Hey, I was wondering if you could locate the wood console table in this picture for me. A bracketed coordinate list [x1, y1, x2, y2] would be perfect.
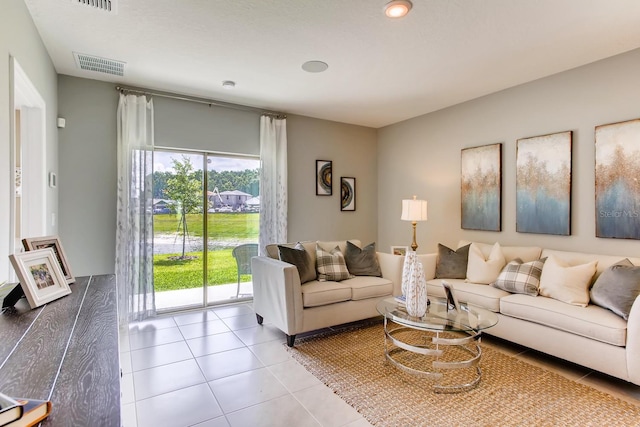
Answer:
[0, 275, 120, 426]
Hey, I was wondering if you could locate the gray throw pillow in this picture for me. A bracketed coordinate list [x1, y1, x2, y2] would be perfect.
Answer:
[435, 244, 471, 279]
[491, 258, 545, 296]
[344, 241, 382, 277]
[590, 259, 640, 320]
[278, 243, 316, 284]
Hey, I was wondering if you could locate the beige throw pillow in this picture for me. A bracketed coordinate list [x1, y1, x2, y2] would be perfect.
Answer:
[539, 255, 597, 307]
[466, 242, 506, 284]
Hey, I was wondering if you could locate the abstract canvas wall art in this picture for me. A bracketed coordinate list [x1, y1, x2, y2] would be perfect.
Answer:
[516, 131, 572, 235]
[461, 143, 502, 231]
[595, 118, 640, 239]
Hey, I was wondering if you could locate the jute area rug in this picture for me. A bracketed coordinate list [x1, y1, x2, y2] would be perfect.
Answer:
[287, 322, 640, 427]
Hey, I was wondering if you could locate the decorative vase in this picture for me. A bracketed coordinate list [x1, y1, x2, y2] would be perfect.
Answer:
[401, 251, 428, 317]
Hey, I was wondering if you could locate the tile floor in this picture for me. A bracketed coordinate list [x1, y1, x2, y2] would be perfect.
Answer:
[120, 303, 640, 427]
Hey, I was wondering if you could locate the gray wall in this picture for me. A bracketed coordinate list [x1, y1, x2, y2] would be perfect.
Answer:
[0, 0, 58, 282]
[58, 76, 378, 275]
[378, 47, 640, 257]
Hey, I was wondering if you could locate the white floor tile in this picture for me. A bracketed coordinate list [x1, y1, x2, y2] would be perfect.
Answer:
[221, 313, 261, 331]
[136, 383, 223, 427]
[232, 324, 286, 346]
[294, 384, 363, 427]
[192, 416, 232, 427]
[121, 402, 137, 427]
[129, 316, 178, 334]
[226, 394, 321, 427]
[212, 304, 254, 319]
[120, 350, 133, 374]
[268, 359, 323, 392]
[133, 359, 206, 400]
[187, 331, 246, 357]
[248, 340, 292, 366]
[178, 319, 231, 340]
[121, 372, 135, 404]
[130, 341, 193, 371]
[129, 326, 184, 351]
[196, 347, 263, 381]
[209, 367, 289, 413]
[173, 310, 220, 326]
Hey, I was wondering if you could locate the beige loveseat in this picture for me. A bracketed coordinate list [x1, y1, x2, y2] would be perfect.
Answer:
[252, 240, 405, 346]
[419, 241, 640, 387]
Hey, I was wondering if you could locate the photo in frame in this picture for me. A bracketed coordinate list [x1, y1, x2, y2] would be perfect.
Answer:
[340, 177, 356, 211]
[9, 248, 72, 309]
[23, 235, 75, 284]
[595, 118, 640, 239]
[461, 143, 502, 231]
[316, 160, 332, 196]
[441, 280, 460, 312]
[390, 246, 408, 256]
[516, 131, 572, 236]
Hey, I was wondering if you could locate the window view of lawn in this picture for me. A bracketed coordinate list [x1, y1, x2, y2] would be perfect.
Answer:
[153, 212, 259, 291]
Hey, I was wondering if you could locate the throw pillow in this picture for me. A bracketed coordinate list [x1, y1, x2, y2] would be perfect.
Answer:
[590, 259, 640, 320]
[539, 255, 597, 307]
[466, 242, 506, 284]
[435, 244, 471, 279]
[344, 241, 382, 277]
[278, 243, 316, 284]
[316, 244, 354, 282]
[491, 258, 546, 296]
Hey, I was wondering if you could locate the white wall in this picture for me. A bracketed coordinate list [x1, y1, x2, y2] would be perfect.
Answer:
[378, 47, 640, 257]
[58, 76, 378, 275]
[0, 0, 58, 282]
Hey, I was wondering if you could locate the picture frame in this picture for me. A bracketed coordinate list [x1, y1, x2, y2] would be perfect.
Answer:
[390, 246, 408, 256]
[22, 235, 75, 284]
[516, 131, 572, 236]
[316, 160, 332, 196]
[595, 118, 640, 239]
[461, 143, 502, 231]
[441, 280, 460, 312]
[9, 248, 72, 309]
[340, 177, 356, 211]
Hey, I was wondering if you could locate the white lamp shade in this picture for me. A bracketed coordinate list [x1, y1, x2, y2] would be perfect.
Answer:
[401, 198, 428, 222]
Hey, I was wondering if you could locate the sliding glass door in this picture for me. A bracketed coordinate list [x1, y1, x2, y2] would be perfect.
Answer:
[152, 149, 259, 312]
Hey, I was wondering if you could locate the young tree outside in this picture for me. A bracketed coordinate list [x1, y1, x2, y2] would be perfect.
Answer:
[165, 156, 202, 259]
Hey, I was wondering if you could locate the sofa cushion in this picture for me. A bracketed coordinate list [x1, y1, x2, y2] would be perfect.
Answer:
[491, 258, 545, 296]
[539, 255, 597, 307]
[278, 243, 316, 284]
[345, 276, 393, 301]
[435, 244, 470, 279]
[590, 259, 640, 320]
[316, 244, 354, 282]
[459, 240, 542, 263]
[301, 281, 352, 307]
[500, 294, 627, 346]
[344, 241, 382, 277]
[466, 242, 506, 284]
[426, 278, 508, 312]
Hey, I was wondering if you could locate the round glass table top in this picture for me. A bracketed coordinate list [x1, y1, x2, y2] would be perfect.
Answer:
[376, 297, 498, 332]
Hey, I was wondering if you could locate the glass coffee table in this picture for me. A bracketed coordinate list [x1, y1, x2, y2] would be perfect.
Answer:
[376, 296, 498, 393]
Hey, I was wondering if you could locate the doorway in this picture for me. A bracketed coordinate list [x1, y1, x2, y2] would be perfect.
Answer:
[152, 149, 260, 312]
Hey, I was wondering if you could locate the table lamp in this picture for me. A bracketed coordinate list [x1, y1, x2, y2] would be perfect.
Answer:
[401, 195, 428, 251]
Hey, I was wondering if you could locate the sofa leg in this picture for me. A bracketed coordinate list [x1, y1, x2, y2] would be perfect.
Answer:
[286, 334, 296, 347]
[256, 314, 264, 325]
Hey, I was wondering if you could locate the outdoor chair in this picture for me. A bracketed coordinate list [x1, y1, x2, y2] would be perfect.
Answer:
[232, 243, 258, 298]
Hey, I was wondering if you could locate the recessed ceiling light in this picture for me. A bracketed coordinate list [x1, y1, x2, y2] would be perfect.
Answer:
[384, 0, 412, 18]
[302, 61, 329, 73]
[222, 80, 236, 89]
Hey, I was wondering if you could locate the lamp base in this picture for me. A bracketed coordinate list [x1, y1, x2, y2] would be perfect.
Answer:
[411, 221, 418, 252]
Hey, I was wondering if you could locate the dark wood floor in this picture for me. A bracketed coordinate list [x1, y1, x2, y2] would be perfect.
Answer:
[0, 275, 120, 426]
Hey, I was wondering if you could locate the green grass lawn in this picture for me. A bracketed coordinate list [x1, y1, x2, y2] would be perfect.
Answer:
[153, 249, 252, 291]
[154, 212, 259, 239]
[153, 213, 259, 292]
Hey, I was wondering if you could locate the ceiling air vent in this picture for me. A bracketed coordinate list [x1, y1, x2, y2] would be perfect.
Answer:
[71, 0, 117, 13]
[74, 52, 125, 76]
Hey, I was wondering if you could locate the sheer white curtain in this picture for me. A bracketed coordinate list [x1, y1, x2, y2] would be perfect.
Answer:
[259, 115, 288, 254]
[116, 93, 155, 325]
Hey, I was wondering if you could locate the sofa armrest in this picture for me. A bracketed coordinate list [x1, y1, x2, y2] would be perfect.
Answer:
[251, 256, 304, 335]
[627, 294, 640, 385]
[377, 252, 405, 296]
[418, 253, 437, 280]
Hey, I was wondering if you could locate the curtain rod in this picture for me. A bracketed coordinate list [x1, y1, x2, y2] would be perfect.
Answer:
[115, 85, 286, 119]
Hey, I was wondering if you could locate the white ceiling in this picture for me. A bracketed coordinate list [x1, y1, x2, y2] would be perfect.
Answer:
[24, 0, 640, 128]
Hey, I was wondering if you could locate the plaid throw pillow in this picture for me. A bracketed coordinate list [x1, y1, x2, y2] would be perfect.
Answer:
[316, 244, 354, 282]
[491, 258, 545, 296]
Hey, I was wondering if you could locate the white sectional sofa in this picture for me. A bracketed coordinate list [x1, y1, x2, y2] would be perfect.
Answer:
[420, 241, 640, 387]
[252, 240, 405, 346]
[252, 238, 640, 387]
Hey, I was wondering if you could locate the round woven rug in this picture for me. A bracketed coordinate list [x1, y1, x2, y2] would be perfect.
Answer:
[287, 322, 640, 427]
